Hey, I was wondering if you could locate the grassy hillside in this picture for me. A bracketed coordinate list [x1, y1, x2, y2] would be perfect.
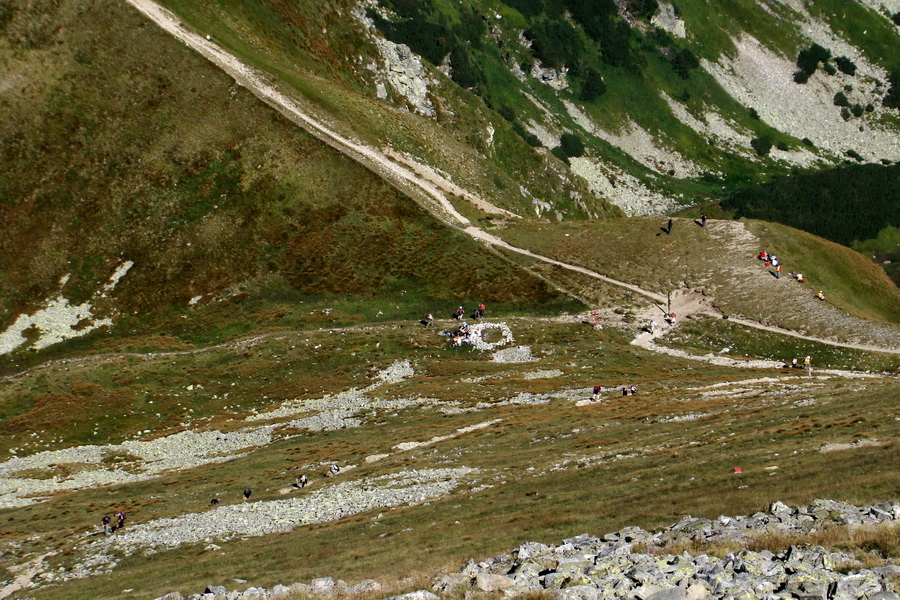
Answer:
[499, 216, 900, 335]
[684, 164, 900, 286]
[1, 317, 897, 600]
[150, 0, 616, 220]
[0, 0, 580, 369]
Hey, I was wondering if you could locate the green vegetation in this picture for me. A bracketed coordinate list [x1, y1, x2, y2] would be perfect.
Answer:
[0, 0, 583, 369]
[1, 317, 897, 600]
[499, 216, 900, 331]
[717, 164, 900, 284]
[658, 315, 900, 373]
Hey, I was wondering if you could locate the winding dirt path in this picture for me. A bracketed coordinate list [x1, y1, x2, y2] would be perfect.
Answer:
[120, 0, 900, 357]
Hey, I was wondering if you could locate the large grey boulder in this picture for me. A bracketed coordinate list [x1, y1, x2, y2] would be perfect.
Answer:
[474, 573, 512, 592]
[205, 586, 228, 595]
[646, 588, 687, 600]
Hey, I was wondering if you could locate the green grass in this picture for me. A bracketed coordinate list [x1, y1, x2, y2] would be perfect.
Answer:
[747, 220, 900, 325]
[498, 216, 900, 332]
[659, 315, 900, 373]
[0, 318, 896, 599]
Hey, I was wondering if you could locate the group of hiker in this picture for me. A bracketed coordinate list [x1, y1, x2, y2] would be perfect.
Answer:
[590, 384, 637, 402]
[99, 510, 126, 534]
[786, 355, 814, 377]
[424, 303, 488, 348]
[758, 250, 826, 301]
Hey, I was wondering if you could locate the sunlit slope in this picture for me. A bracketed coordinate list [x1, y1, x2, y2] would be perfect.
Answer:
[0, 0, 578, 366]
[499, 216, 900, 344]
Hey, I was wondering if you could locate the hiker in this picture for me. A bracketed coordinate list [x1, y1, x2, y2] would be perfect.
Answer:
[700, 213, 707, 228]
[592, 385, 602, 402]
[758, 250, 769, 261]
[297, 474, 308, 488]
[770, 256, 779, 267]
[791, 357, 799, 369]
[804, 355, 812, 378]
[629, 384, 638, 395]
[622, 387, 629, 397]
[775, 264, 782, 279]
[665, 313, 676, 326]
[116, 510, 126, 531]
[329, 464, 340, 477]
[666, 218, 673, 234]
[647, 320, 656, 334]
[816, 291, 826, 301]
[478, 303, 486, 318]
[425, 313, 434, 327]
[243, 488, 252, 500]
[101, 515, 113, 534]
[796, 273, 804, 283]
[455, 306, 465, 321]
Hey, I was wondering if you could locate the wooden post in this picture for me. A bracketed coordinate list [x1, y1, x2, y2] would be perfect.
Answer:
[667, 291, 671, 315]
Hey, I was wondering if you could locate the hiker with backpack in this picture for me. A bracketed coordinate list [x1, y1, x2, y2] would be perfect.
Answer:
[115, 510, 126, 531]
[592, 385, 602, 402]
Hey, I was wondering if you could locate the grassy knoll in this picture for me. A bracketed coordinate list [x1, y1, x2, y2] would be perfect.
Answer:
[498, 217, 900, 334]
[0, 318, 895, 599]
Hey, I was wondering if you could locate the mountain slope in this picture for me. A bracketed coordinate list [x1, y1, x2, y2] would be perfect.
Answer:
[0, 0, 578, 365]
[149, 0, 900, 216]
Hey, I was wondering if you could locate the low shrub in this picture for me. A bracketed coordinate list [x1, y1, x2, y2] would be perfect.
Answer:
[560, 133, 585, 157]
[750, 136, 772, 156]
[835, 56, 857, 76]
[833, 91, 849, 107]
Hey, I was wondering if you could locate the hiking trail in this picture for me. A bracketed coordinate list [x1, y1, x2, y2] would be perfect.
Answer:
[121, 0, 900, 357]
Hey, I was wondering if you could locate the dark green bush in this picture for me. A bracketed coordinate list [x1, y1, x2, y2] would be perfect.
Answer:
[883, 70, 900, 110]
[833, 91, 849, 107]
[802, 137, 814, 147]
[793, 70, 810, 84]
[840, 107, 851, 121]
[560, 133, 585, 157]
[504, 0, 545, 18]
[580, 68, 607, 101]
[835, 56, 857, 76]
[845, 149, 863, 162]
[721, 163, 900, 247]
[749, 108, 760, 120]
[851, 103, 864, 117]
[526, 20, 583, 69]
[672, 46, 699, 78]
[449, 46, 481, 89]
[823, 62, 836, 76]
[551, 145, 571, 164]
[512, 123, 542, 147]
[750, 137, 772, 156]
[498, 104, 516, 122]
[865, 103, 875, 113]
[892, 11, 900, 25]
[776, 141, 789, 151]
[796, 43, 830, 75]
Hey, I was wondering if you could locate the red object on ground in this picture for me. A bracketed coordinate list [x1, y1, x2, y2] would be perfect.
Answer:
[764, 262, 771, 267]
[732, 467, 742, 474]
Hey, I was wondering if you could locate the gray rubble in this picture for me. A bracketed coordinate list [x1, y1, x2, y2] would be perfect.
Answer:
[435, 499, 900, 600]
[154, 500, 899, 600]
